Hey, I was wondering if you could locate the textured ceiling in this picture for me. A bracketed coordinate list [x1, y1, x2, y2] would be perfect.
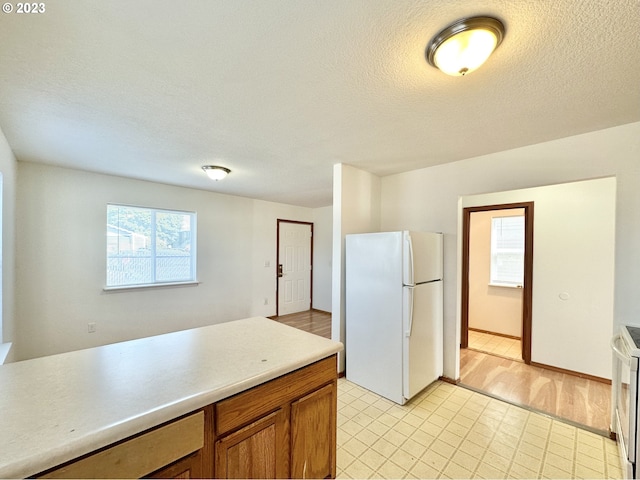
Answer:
[0, 0, 638, 207]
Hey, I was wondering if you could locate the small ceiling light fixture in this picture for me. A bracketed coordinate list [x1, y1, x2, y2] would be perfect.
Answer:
[425, 16, 505, 76]
[202, 165, 231, 181]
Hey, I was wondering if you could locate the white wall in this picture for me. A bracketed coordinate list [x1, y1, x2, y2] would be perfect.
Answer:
[15, 163, 324, 361]
[462, 179, 616, 379]
[250, 200, 313, 317]
[0, 127, 17, 363]
[331, 164, 381, 371]
[468, 209, 524, 338]
[380, 122, 640, 380]
[312, 205, 333, 312]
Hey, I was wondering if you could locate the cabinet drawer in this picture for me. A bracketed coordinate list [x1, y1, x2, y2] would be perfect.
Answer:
[40, 411, 205, 479]
[216, 355, 336, 436]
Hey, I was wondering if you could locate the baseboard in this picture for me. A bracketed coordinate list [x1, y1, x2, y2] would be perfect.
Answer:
[530, 361, 611, 385]
[311, 308, 331, 315]
[439, 376, 459, 385]
[469, 327, 521, 341]
[269, 308, 330, 319]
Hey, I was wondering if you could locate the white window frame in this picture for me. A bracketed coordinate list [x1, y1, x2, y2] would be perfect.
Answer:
[490, 215, 525, 288]
[105, 204, 197, 290]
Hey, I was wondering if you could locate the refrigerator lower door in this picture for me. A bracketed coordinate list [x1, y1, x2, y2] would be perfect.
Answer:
[403, 281, 443, 401]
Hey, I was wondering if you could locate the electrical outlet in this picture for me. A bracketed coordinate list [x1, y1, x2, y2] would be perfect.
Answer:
[87, 323, 97, 333]
[264, 260, 270, 267]
[264, 298, 269, 305]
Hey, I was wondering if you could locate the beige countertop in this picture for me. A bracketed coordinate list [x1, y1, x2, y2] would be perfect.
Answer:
[0, 316, 343, 479]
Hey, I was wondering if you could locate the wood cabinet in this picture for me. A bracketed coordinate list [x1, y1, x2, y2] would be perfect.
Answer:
[147, 451, 204, 479]
[291, 383, 336, 479]
[215, 409, 289, 478]
[40, 408, 212, 479]
[215, 354, 337, 479]
[36, 355, 337, 479]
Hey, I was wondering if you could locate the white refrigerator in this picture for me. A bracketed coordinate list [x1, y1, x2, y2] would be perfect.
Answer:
[345, 231, 443, 405]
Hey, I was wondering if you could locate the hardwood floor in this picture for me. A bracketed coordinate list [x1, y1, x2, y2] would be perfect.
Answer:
[273, 311, 611, 434]
[460, 347, 611, 434]
[271, 309, 332, 339]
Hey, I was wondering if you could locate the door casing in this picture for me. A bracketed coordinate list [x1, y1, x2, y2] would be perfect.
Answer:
[461, 202, 534, 364]
[276, 219, 313, 316]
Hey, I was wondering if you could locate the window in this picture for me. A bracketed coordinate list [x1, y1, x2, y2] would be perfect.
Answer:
[490, 215, 524, 287]
[106, 204, 196, 288]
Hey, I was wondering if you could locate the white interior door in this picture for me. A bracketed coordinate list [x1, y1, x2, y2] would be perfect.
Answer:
[278, 222, 312, 315]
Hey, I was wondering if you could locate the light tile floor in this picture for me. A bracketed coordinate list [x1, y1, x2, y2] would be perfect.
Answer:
[336, 378, 622, 479]
[468, 330, 522, 361]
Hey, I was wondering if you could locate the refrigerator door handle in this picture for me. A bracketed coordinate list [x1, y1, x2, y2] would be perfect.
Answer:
[405, 286, 414, 337]
[406, 233, 415, 286]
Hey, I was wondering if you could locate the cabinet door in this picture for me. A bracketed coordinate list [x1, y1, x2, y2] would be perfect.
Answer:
[291, 382, 337, 479]
[147, 451, 202, 479]
[215, 409, 289, 479]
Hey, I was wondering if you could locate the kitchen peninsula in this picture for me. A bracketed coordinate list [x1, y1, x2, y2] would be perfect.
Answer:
[0, 317, 343, 479]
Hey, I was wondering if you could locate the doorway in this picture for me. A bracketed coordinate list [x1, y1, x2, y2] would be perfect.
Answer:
[461, 202, 534, 364]
[276, 220, 313, 316]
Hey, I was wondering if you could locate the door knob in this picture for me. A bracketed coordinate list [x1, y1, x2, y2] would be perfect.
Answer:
[278, 264, 284, 277]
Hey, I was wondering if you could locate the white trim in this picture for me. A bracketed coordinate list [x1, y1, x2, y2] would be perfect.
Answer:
[103, 281, 200, 292]
[106, 204, 197, 288]
[489, 282, 523, 289]
[0, 342, 11, 365]
[106, 202, 196, 215]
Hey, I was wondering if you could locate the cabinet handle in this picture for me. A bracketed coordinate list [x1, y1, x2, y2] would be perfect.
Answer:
[302, 460, 307, 479]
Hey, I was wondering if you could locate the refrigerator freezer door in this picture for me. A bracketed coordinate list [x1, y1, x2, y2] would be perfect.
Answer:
[403, 281, 443, 401]
[345, 232, 405, 405]
[403, 232, 443, 285]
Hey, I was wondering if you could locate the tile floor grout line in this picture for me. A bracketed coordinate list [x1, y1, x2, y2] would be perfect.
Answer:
[460, 390, 504, 478]
[539, 414, 555, 479]
[402, 384, 449, 477]
[432, 387, 467, 478]
[473, 392, 511, 478]
[336, 378, 621, 479]
[508, 416, 526, 478]
[603, 435, 614, 479]
[388, 382, 448, 477]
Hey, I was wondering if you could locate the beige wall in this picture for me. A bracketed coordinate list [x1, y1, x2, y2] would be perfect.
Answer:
[461, 178, 616, 380]
[15, 163, 326, 361]
[331, 164, 381, 372]
[380, 122, 637, 380]
[468, 209, 524, 338]
[0, 127, 17, 363]
[329, 123, 635, 381]
[312, 205, 333, 312]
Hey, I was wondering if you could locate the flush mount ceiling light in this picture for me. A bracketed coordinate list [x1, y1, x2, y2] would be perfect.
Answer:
[202, 165, 231, 181]
[425, 16, 505, 76]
